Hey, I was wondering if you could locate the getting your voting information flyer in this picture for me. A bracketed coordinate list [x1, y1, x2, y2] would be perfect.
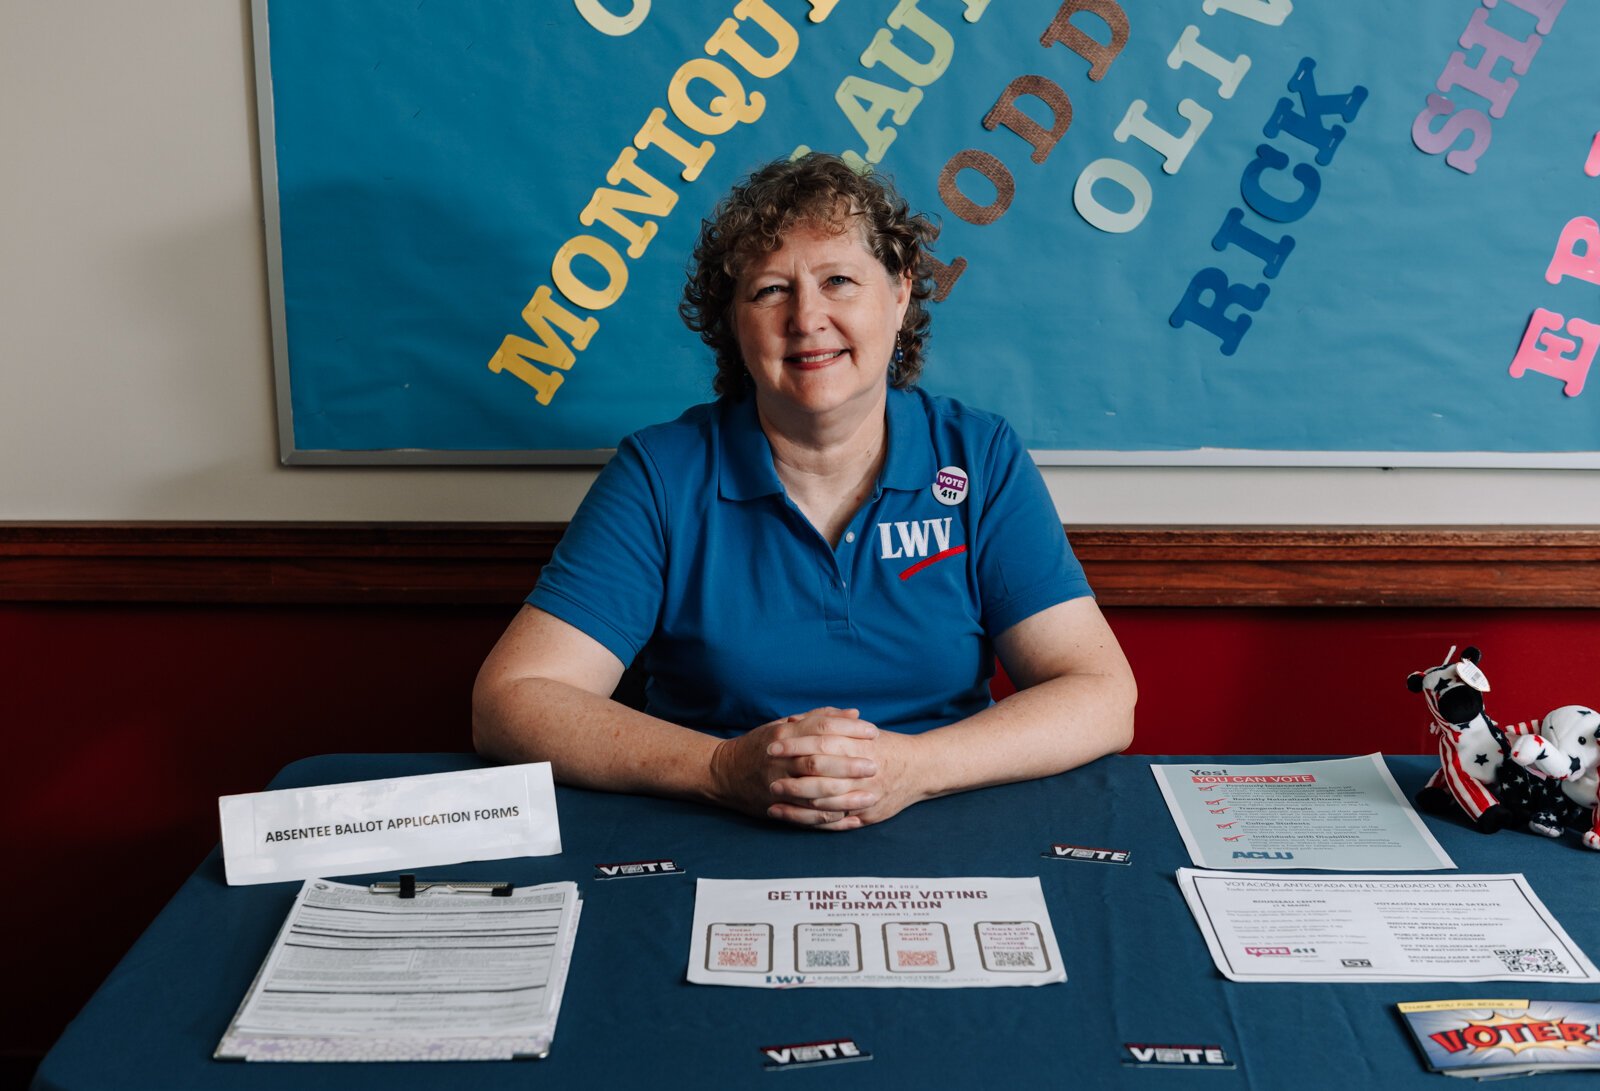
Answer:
[688, 877, 1064, 988]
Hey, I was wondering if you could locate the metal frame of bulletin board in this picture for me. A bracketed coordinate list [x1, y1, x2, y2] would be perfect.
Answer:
[253, 0, 1600, 466]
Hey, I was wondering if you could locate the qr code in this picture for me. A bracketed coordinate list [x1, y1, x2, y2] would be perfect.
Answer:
[1492, 948, 1568, 974]
[896, 949, 941, 968]
[803, 949, 854, 969]
[990, 950, 1038, 968]
[716, 948, 759, 968]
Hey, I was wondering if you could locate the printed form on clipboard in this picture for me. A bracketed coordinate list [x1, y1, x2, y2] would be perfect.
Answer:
[216, 878, 581, 1062]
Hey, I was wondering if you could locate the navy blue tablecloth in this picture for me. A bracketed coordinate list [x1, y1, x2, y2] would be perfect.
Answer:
[35, 754, 1600, 1089]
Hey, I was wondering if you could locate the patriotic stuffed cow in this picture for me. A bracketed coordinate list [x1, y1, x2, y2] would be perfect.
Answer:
[1410, 646, 1509, 832]
[1410, 645, 1600, 849]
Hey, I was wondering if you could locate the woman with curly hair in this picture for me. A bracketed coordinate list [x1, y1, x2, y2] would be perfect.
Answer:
[474, 153, 1134, 830]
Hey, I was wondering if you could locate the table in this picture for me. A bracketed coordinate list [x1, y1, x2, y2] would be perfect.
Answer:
[35, 754, 1600, 1089]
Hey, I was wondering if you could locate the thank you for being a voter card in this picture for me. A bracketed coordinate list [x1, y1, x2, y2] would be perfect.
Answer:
[218, 763, 560, 885]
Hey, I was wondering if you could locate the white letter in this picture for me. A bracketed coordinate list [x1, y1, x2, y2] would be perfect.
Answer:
[573, 0, 649, 37]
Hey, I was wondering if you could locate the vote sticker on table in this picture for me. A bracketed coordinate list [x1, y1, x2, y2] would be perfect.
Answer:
[1122, 1043, 1235, 1069]
[760, 1038, 872, 1070]
[1042, 842, 1133, 865]
[594, 858, 685, 879]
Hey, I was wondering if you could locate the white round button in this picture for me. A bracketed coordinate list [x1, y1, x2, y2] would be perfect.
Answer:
[932, 465, 969, 506]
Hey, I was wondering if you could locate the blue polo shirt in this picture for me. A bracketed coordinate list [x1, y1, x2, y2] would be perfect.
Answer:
[528, 387, 1092, 736]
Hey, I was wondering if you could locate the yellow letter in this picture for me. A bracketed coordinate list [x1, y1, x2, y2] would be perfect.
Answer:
[634, 109, 715, 182]
[552, 235, 629, 311]
[705, 0, 798, 80]
[508, 286, 599, 371]
[579, 148, 679, 259]
[806, 0, 841, 22]
[668, 58, 765, 136]
[488, 340, 566, 406]
[486, 286, 600, 405]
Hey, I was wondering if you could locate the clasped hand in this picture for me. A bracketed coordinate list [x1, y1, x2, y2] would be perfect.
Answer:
[710, 707, 922, 831]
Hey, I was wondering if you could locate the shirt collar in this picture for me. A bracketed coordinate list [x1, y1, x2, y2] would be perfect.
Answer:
[717, 395, 785, 501]
[716, 387, 933, 501]
[880, 386, 934, 491]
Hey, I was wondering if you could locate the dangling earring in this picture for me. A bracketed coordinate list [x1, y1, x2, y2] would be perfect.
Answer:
[891, 333, 905, 377]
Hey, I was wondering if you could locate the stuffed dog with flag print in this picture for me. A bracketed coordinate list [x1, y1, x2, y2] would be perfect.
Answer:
[1522, 703, 1600, 849]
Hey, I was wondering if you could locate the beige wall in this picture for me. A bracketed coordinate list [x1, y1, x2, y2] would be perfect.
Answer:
[2, 1, 1594, 524]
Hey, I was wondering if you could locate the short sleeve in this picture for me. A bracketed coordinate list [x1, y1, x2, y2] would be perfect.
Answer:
[973, 420, 1092, 636]
[526, 436, 667, 665]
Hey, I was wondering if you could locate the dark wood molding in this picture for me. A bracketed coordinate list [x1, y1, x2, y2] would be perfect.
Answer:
[2, 523, 1597, 607]
[1066, 526, 1600, 608]
[0, 523, 564, 605]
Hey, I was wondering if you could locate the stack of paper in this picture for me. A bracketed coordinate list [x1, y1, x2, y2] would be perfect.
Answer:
[216, 878, 582, 1061]
[1399, 999, 1600, 1078]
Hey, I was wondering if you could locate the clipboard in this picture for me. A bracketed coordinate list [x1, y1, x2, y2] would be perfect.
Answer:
[214, 876, 582, 1062]
[369, 873, 513, 898]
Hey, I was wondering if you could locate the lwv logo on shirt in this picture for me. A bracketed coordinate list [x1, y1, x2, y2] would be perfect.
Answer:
[876, 518, 952, 559]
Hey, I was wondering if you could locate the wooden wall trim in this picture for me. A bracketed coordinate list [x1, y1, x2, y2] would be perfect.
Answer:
[2, 523, 1597, 607]
[1066, 527, 1600, 608]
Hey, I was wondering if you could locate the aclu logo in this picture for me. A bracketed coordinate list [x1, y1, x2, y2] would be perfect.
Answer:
[876, 517, 953, 559]
[1231, 851, 1294, 859]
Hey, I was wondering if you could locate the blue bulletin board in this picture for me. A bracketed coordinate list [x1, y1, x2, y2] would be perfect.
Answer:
[254, 0, 1600, 465]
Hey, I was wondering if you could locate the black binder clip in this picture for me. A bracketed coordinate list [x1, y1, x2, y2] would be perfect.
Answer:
[369, 874, 514, 898]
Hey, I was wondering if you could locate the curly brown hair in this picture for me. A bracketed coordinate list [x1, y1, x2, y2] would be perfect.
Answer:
[680, 153, 938, 398]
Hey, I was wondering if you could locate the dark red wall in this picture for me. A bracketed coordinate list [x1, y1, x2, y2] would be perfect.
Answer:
[6, 601, 1598, 1062]
[4, 602, 515, 1065]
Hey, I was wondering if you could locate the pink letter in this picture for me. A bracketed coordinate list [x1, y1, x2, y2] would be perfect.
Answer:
[1546, 217, 1600, 286]
[1509, 308, 1599, 396]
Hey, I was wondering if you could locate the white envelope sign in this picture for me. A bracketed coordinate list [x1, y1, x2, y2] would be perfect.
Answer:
[218, 763, 560, 885]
